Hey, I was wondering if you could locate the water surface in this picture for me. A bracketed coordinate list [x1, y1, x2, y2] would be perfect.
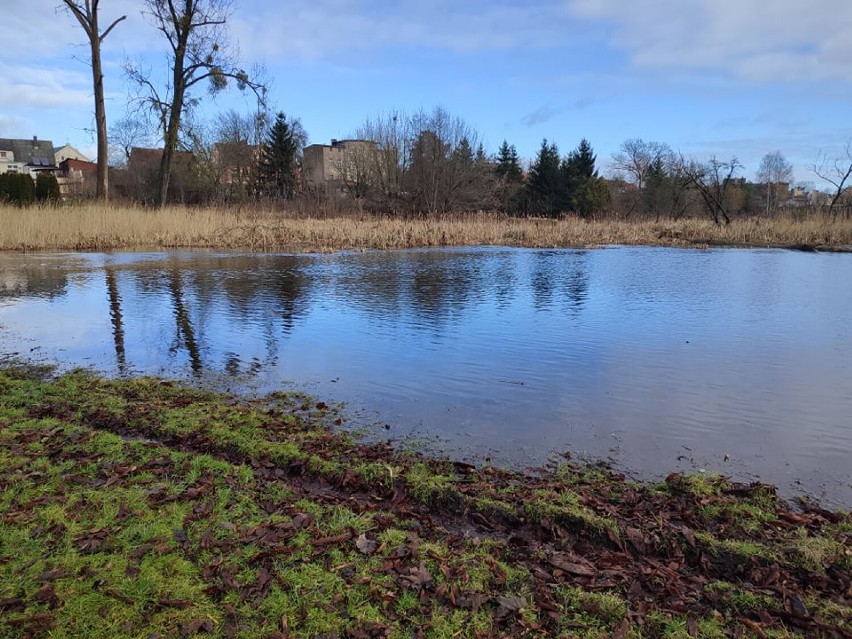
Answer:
[1, 247, 850, 507]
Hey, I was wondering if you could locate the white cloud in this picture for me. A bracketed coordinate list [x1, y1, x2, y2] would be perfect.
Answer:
[0, 1, 153, 62]
[0, 64, 91, 109]
[566, 0, 852, 82]
[232, 0, 579, 62]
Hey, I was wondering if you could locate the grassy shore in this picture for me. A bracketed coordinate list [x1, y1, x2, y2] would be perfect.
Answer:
[2, 202, 852, 252]
[0, 367, 849, 638]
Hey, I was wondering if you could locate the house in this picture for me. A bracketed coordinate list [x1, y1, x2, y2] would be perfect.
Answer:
[303, 138, 381, 194]
[211, 141, 259, 186]
[54, 144, 91, 164]
[0, 137, 57, 177]
[58, 158, 98, 196]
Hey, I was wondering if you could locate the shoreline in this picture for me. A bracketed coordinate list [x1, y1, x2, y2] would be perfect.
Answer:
[2, 203, 852, 254]
[1, 367, 849, 637]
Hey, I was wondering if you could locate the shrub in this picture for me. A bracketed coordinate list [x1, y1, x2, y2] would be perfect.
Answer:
[0, 173, 36, 206]
[36, 173, 61, 202]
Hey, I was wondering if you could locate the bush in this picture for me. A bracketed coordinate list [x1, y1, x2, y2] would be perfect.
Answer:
[36, 173, 61, 202]
[0, 173, 36, 206]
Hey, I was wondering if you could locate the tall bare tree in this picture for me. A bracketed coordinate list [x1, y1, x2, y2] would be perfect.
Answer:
[353, 111, 411, 207]
[810, 140, 852, 219]
[683, 155, 743, 225]
[756, 151, 793, 216]
[61, 1, 126, 200]
[126, 0, 264, 206]
[610, 139, 671, 218]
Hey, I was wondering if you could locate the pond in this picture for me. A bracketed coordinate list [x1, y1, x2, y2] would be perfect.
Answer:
[1, 246, 850, 507]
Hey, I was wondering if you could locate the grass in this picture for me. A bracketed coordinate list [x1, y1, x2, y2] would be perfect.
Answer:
[2, 201, 852, 252]
[1, 367, 850, 638]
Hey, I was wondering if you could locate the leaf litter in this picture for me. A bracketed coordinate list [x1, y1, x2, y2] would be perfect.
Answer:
[0, 369, 849, 638]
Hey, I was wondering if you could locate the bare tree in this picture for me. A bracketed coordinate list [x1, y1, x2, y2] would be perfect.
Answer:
[125, 0, 265, 206]
[109, 115, 156, 167]
[406, 107, 484, 214]
[609, 140, 701, 220]
[756, 151, 793, 216]
[353, 111, 411, 207]
[611, 139, 671, 216]
[61, 1, 126, 200]
[683, 155, 743, 225]
[328, 141, 383, 201]
[810, 140, 852, 219]
[663, 155, 699, 221]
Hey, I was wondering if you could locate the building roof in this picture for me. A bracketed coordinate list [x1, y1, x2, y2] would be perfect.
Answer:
[0, 137, 56, 167]
[54, 144, 91, 163]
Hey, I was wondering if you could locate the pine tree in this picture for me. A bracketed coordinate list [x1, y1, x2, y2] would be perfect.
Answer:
[562, 138, 602, 218]
[526, 139, 563, 217]
[496, 140, 523, 183]
[259, 112, 299, 199]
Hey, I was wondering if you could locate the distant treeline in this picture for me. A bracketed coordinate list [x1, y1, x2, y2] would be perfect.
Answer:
[100, 105, 851, 223]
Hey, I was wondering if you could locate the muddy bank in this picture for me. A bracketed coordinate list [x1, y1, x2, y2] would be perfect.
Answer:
[0, 368, 850, 638]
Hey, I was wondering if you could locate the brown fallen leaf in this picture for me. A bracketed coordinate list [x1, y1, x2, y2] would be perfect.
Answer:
[157, 598, 193, 609]
[548, 554, 597, 577]
[355, 533, 377, 555]
[611, 618, 631, 639]
[494, 595, 527, 619]
[740, 617, 768, 638]
[129, 543, 155, 561]
[401, 563, 432, 590]
[784, 590, 810, 619]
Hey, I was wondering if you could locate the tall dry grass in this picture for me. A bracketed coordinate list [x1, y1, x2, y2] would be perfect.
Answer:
[1, 201, 851, 252]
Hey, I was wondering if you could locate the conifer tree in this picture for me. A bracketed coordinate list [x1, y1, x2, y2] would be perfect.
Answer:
[259, 112, 299, 199]
[563, 138, 604, 218]
[36, 174, 61, 202]
[496, 140, 523, 184]
[527, 139, 563, 217]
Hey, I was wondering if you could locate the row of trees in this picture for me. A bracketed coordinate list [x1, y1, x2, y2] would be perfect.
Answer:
[60, 1, 852, 220]
[608, 139, 852, 222]
[62, 0, 263, 206]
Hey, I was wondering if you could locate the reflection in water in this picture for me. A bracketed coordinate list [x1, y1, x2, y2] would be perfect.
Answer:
[0, 247, 851, 507]
[168, 268, 203, 375]
[0, 256, 71, 300]
[105, 267, 127, 374]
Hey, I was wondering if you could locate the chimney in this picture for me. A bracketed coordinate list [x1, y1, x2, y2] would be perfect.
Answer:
[32, 135, 38, 148]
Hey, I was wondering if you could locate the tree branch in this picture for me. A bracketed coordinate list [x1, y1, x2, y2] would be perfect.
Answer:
[100, 15, 127, 43]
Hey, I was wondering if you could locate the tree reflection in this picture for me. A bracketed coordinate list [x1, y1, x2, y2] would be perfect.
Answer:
[104, 266, 127, 374]
[168, 268, 203, 375]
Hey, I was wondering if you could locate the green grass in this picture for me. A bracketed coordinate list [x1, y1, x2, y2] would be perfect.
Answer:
[1, 369, 850, 638]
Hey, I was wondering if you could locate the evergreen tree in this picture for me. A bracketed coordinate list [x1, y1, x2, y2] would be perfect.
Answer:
[526, 139, 563, 217]
[36, 174, 61, 202]
[0, 174, 36, 206]
[259, 112, 299, 199]
[568, 138, 597, 180]
[643, 155, 668, 215]
[562, 138, 602, 218]
[495, 140, 523, 183]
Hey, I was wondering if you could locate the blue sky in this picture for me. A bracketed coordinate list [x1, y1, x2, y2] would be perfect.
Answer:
[1, 0, 851, 184]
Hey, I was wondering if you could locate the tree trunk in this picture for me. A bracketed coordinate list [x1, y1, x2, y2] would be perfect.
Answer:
[62, 1, 125, 201]
[157, 43, 188, 207]
[90, 34, 109, 200]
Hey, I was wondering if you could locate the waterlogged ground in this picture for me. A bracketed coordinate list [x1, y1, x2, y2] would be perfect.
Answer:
[1, 247, 851, 506]
[0, 368, 850, 638]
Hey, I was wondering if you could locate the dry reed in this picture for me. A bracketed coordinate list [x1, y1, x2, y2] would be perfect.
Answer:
[1, 202, 851, 252]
